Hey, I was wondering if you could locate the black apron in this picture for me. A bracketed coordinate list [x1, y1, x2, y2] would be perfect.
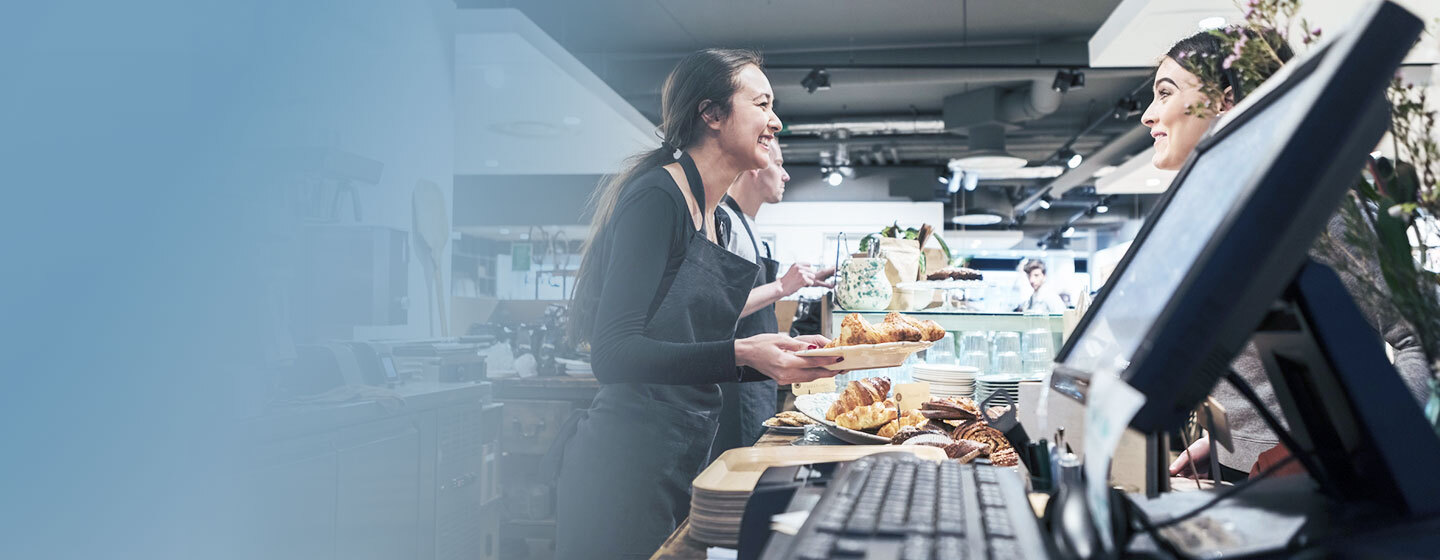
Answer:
[553, 155, 759, 559]
[711, 197, 782, 460]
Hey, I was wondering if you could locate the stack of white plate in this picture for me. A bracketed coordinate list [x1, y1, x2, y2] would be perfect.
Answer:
[911, 364, 977, 399]
[975, 374, 1026, 406]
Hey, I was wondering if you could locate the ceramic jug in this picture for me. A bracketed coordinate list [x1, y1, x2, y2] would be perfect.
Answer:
[836, 257, 893, 310]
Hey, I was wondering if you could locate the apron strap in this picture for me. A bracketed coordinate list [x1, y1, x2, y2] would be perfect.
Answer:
[677, 152, 710, 237]
[723, 196, 762, 263]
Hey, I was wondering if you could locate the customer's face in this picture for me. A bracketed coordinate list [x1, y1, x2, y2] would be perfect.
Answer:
[1141, 58, 1218, 170]
[1028, 268, 1045, 291]
[714, 64, 782, 172]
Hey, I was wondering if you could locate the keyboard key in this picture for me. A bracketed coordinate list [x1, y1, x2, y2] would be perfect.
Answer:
[937, 535, 965, 558]
[901, 535, 933, 560]
[796, 531, 836, 560]
[988, 538, 1024, 560]
[833, 537, 868, 557]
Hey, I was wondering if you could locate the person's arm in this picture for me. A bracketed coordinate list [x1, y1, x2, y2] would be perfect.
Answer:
[738, 264, 837, 319]
[589, 189, 740, 385]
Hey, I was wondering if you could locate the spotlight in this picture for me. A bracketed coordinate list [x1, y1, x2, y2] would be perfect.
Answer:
[1063, 226, 1076, 238]
[1066, 152, 1084, 169]
[1096, 203, 1109, 214]
[801, 68, 831, 94]
[1051, 69, 1086, 93]
[1113, 96, 1144, 119]
[1037, 196, 1051, 210]
[826, 169, 844, 187]
[946, 171, 961, 194]
[938, 175, 949, 185]
[962, 172, 979, 192]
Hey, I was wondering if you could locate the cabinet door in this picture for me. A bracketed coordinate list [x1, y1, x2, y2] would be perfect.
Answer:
[248, 433, 337, 560]
[335, 416, 422, 560]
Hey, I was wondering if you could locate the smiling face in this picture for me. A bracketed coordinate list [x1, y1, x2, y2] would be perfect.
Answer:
[1141, 57, 1227, 170]
[754, 141, 789, 203]
[710, 64, 782, 171]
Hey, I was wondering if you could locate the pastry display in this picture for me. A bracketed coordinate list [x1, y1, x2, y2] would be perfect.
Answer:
[888, 425, 945, 445]
[876, 409, 929, 439]
[763, 411, 817, 428]
[825, 377, 891, 420]
[989, 447, 1021, 467]
[825, 312, 947, 348]
[926, 266, 984, 281]
[835, 401, 898, 431]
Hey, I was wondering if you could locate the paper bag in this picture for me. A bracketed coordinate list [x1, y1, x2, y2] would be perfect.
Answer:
[922, 247, 948, 279]
[877, 237, 922, 310]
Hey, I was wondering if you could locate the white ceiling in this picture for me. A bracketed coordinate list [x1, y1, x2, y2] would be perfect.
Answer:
[1090, 0, 1440, 69]
[452, 9, 657, 175]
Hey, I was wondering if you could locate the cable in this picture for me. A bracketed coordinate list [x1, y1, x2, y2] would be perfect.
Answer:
[1150, 454, 1298, 529]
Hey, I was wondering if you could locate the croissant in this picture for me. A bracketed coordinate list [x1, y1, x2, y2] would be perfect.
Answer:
[877, 409, 929, 439]
[885, 312, 947, 342]
[825, 377, 892, 420]
[827, 314, 888, 347]
[875, 319, 924, 342]
[835, 401, 898, 431]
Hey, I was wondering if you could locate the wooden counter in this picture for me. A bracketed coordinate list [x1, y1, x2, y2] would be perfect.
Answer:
[651, 430, 799, 560]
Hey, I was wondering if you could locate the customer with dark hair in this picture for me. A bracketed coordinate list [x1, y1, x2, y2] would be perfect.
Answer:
[1017, 259, 1066, 313]
[1145, 31, 1430, 481]
[557, 49, 841, 558]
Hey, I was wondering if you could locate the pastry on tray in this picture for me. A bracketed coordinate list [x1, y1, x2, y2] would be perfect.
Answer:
[763, 411, 816, 427]
[825, 377, 891, 420]
[876, 409, 929, 439]
[824, 313, 946, 348]
[920, 397, 981, 421]
[834, 401, 897, 431]
[952, 420, 1013, 454]
[926, 267, 985, 281]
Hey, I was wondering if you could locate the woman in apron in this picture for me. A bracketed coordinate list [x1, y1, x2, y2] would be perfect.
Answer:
[557, 49, 841, 559]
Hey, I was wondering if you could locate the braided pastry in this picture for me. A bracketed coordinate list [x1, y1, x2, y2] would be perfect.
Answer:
[952, 420, 1012, 454]
[920, 397, 980, 421]
[835, 401, 897, 431]
[825, 377, 891, 420]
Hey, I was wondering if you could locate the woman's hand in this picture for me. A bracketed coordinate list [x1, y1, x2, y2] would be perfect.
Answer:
[1168, 436, 1211, 477]
[736, 333, 842, 385]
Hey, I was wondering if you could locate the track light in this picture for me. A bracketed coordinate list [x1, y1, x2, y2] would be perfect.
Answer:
[1063, 226, 1076, 238]
[1051, 69, 1086, 93]
[1037, 196, 1051, 210]
[1066, 153, 1084, 169]
[801, 68, 831, 94]
[962, 172, 979, 192]
[1095, 203, 1109, 214]
[826, 169, 844, 187]
[945, 170, 961, 194]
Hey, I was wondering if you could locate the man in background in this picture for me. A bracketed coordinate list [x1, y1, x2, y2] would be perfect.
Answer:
[711, 141, 834, 459]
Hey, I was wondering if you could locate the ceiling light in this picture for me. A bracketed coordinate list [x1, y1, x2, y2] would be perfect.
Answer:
[938, 175, 949, 184]
[1197, 16, 1227, 30]
[1037, 196, 1052, 210]
[954, 125, 1028, 170]
[801, 68, 831, 94]
[1062, 226, 1076, 238]
[951, 213, 1004, 226]
[826, 170, 844, 186]
[1066, 153, 1084, 169]
[1095, 203, 1109, 214]
[946, 171, 961, 194]
[962, 172, 979, 192]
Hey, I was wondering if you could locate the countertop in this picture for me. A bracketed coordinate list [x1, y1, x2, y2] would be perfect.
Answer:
[242, 380, 495, 440]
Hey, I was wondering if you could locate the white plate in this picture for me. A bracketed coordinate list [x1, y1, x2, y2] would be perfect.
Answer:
[792, 393, 891, 444]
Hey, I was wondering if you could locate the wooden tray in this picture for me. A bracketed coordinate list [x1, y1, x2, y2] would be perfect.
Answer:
[692, 445, 946, 494]
[794, 340, 932, 371]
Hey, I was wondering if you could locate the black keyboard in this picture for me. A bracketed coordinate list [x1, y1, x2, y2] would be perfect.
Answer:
[777, 452, 1048, 559]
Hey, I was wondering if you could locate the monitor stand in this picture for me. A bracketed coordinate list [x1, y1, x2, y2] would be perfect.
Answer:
[1252, 259, 1440, 516]
[1125, 259, 1440, 557]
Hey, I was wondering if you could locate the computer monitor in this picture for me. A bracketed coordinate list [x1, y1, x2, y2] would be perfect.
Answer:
[1054, 0, 1424, 432]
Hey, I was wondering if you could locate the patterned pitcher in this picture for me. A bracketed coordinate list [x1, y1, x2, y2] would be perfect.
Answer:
[836, 257, 893, 311]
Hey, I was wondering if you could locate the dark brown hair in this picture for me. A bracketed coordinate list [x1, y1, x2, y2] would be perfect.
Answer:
[569, 48, 764, 345]
[1022, 259, 1046, 275]
[1165, 28, 1293, 105]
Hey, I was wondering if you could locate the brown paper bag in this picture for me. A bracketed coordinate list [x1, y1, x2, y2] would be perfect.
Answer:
[876, 237, 922, 310]
[922, 247, 948, 279]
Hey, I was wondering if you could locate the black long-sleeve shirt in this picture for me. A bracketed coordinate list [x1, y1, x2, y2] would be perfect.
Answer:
[587, 167, 750, 385]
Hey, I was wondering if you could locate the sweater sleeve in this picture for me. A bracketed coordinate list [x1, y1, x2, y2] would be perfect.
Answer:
[588, 187, 741, 385]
